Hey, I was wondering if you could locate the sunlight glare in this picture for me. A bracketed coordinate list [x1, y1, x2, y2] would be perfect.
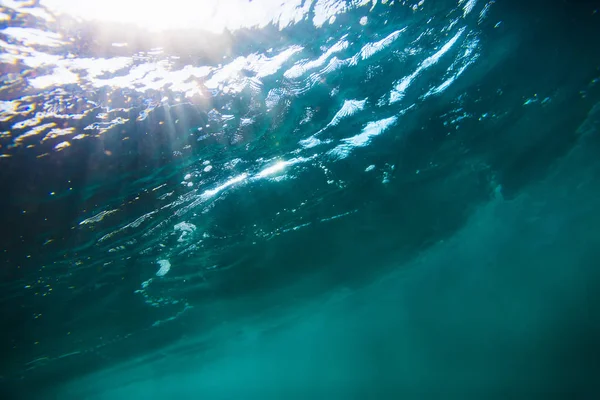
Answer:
[40, 0, 310, 32]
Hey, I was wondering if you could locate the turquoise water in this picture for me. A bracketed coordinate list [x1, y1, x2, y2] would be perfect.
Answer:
[1, 0, 600, 398]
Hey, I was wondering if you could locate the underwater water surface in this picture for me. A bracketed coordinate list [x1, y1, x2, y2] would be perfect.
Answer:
[1, 0, 600, 398]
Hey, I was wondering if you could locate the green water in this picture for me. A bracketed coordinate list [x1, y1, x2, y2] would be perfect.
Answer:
[1, 0, 600, 398]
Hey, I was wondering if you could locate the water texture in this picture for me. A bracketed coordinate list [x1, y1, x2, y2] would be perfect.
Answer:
[1, 0, 600, 398]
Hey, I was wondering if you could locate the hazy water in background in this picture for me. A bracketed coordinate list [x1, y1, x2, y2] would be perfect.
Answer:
[1, 0, 600, 398]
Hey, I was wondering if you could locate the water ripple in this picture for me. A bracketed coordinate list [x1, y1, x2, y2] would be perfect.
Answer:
[0, 0, 507, 383]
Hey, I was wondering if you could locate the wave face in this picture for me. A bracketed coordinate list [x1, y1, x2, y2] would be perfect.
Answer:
[1, 0, 600, 398]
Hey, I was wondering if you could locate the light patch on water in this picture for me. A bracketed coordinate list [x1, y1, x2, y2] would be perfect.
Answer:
[19, 51, 61, 70]
[320, 209, 357, 222]
[421, 31, 480, 100]
[79, 209, 119, 225]
[342, 116, 397, 147]
[350, 29, 405, 65]
[156, 259, 171, 277]
[478, 1, 494, 23]
[284, 29, 404, 96]
[321, 56, 351, 76]
[299, 135, 325, 149]
[10, 114, 42, 130]
[255, 156, 313, 179]
[326, 98, 368, 128]
[14, 122, 56, 145]
[328, 116, 397, 159]
[29, 67, 79, 89]
[204, 47, 301, 95]
[0, 101, 33, 122]
[461, 0, 478, 17]
[257, 161, 288, 178]
[42, 0, 315, 32]
[98, 209, 159, 243]
[253, 47, 304, 78]
[313, 0, 349, 28]
[43, 127, 75, 142]
[2, 1, 55, 21]
[280, 222, 312, 234]
[95, 62, 211, 96]
[174, 222, 196, 243]
[1, 27, 65, 47]
[54, 141, 70, 150]
[203, 174, 248, 198]
[423, 38, 479, 98]
[390, 74, 416, 103]
[69, 57, 133, 80]
[425, 28, 466, 66]
[390, 27, 465, 103]
[284, 36, 349, 79]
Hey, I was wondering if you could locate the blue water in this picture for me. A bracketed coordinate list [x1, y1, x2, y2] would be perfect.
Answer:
[1, 0, 600, 398]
